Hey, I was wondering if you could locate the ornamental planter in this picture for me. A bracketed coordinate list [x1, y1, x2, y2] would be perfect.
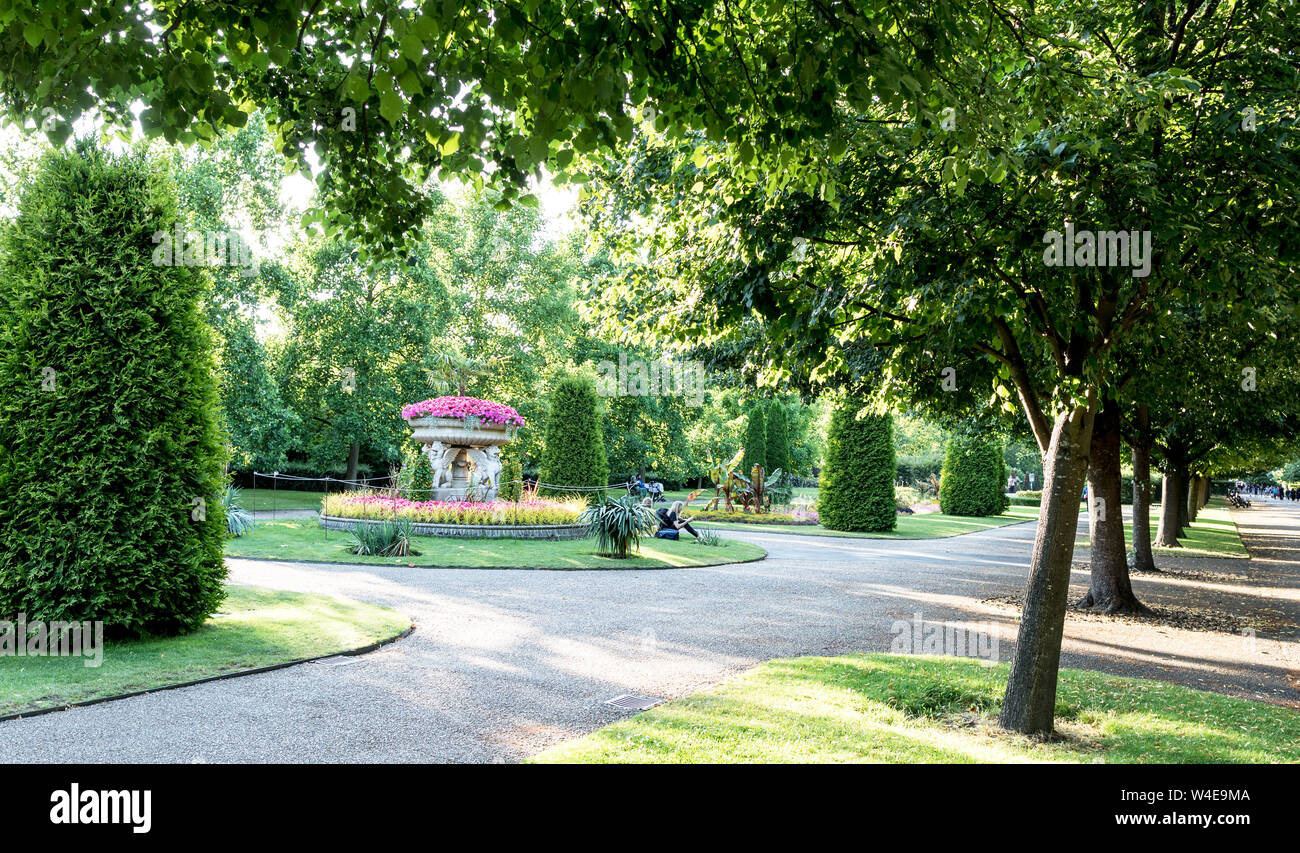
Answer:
[401, 397, 524, 502]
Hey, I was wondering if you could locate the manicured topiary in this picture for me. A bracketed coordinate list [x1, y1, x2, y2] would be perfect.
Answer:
[743, 402, 767, 474]
[817, 402, 896, 532]
[539, 375, 609, 492]
[765, 400, 790, 475]
[938, 431, 1009, 516]
[0, 143, 227, 637]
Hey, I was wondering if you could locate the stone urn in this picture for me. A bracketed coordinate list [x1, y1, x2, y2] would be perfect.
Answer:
[402, 398, 522, 501]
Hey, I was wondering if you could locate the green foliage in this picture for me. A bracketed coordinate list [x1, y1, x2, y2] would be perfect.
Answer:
[765, 400, 790, 475]
[939, 433, 1010, 517]
[0, 143, 227, 636]
[499, 456, 524, 502]
[396, 444, 433, 501]
[766, 469, 794, 507]
[817, 403, 896, 532]
[580, 495, 657, 558]
[273, 236, 449, 476]
[695, 529, 724, 547]
[222, 486, 256, 538]
[743, 403, 767, 474]
[0, 4, 965, 250]
[346, 519, 415, 558]
[896, 453, 945, 483]
[539, 375, 609, 491]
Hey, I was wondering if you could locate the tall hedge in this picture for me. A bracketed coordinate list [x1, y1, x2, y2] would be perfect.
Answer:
[938, 432, 1009, 516]
[817, 403, 896, 532]
[0, 144, 227, 637]
[743, 402, 767, 474]
[539, 375, 609, 492]
[765, 400, 789, 474]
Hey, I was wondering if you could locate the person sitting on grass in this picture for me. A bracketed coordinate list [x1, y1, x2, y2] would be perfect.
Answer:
[655, 500, 700, 540]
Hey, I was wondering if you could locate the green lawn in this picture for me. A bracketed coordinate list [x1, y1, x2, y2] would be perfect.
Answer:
[696, 505, 1039, 539]
[225, 519, 767, 569]
[237, 487, 330, 512]
[531, 654, 1300, 764]
[0, 585, 410, 717]
[1075, 501, 1248, 558]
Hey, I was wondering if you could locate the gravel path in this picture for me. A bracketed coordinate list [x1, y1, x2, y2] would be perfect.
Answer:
[1, 501, 1295, 763]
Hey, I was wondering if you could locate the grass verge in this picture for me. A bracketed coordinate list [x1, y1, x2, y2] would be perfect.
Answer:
[0, 585, 410, 717]
[238, 487, 330, 512]
[1074, 501, 1248, 558]
[225, 520, 766, 569]
[531, 653, 1300, 764]
[696, 505, 1039, 539]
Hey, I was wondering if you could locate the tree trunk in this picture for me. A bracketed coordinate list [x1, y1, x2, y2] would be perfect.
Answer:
[1129, 412, 1157, 573]
[999, 403, 1096, 737]
[1186, 474, 1201, 523]
[345, 442, 361, 483]
[1078, 401, 1149, 613]
[1154, 468, 1182, 547]
[1176, 464, 1191, 530]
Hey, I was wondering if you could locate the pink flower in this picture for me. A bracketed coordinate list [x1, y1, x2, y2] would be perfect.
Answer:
[400, 395, 525, 426]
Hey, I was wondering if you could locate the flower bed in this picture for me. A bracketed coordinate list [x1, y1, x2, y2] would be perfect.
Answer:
[400, 395, 525, 426]
[322, 492, 585, 526]
[687, 508, 819, 525]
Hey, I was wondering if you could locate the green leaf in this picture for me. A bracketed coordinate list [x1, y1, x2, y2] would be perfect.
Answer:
[380, 90, 403, 125]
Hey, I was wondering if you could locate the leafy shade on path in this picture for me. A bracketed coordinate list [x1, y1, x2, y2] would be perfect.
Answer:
[225, 520, 766, 569]
[1074, 503, 1248, 559]
[0, 586, 410, 717]
[532, 654, 1300, 764]
[697, 506, 1039, 539]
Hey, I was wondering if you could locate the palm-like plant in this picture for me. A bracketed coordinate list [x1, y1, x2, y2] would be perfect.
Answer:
[580, 495, 657, 558]
[222, 485, 256, 537]
[703, 447, 747, 512]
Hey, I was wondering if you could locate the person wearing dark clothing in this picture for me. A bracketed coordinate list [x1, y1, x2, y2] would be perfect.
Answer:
[655, 501, 700, 539]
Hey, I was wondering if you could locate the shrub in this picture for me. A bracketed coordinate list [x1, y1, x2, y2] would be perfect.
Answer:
[396, 444, 433, 500]
[346, 519, 415, 557]
[223, 486, 256, 537]
[539, 375, 608, 493]
[817, 403, 897, 532]
[0, 144, 227, 637]
[896, 453, 945, 483]
[499, 456, 523, 502]
[579, 495, 657, 558]
[743, 403, 767, 474]
[695, 529, 724, 547]
[765, 401, 789, 475]
[939, 432, 1009, 516]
